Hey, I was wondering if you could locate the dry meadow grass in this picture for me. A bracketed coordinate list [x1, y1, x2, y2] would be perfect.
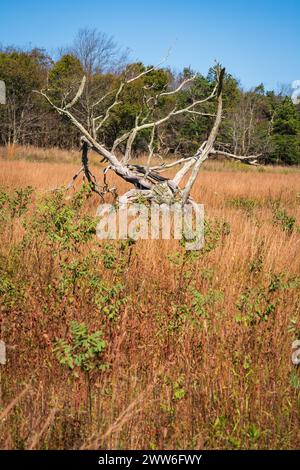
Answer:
[0, 146, 300, 449]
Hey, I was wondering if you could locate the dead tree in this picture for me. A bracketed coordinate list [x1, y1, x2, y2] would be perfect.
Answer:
[37, 63, 260, 207]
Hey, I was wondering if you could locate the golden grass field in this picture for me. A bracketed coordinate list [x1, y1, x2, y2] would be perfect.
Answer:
[0, 146, 300, 449]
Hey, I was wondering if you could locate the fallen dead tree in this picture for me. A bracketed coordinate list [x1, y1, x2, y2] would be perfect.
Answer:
[37, 63, 261, 207]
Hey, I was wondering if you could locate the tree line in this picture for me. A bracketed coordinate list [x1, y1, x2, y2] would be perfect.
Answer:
[0, 28, 300, 165]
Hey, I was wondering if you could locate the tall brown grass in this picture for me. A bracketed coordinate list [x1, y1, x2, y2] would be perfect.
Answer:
[0, 147, 300, 449]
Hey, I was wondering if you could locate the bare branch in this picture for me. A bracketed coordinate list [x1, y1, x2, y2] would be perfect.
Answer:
[123, 114, 140, 163]
[151, 155, 194, 172]
[172, 141, 207, 186]
[65, 76, 86, 109]
[151, 148, 262, 174]
[35, 89, 153, 189]
[126, 48, 171, 83]
[210, 149, 262, 164]
[91, 52, 172, 138]
[94, 81, 125, 131]
[159, 75, 196, 96]
[91, 89, 115, 109]
[181, 67, 225, 203]
[112, 85, 218, 153]
[146, 125, 156, 168]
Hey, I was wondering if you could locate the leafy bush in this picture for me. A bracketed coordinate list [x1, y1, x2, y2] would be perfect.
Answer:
[53, 321, 106, 373]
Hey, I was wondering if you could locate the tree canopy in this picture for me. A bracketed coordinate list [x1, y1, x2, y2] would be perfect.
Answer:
[0, 35, 299, 165]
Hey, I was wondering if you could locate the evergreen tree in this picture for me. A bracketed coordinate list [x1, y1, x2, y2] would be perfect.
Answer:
[271, 97, 300, 164]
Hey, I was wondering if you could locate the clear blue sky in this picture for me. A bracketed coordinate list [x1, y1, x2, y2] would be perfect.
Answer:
[1, 0, 299, 91]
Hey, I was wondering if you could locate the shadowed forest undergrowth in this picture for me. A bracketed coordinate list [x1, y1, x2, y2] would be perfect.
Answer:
[0, 152, 300, 449]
